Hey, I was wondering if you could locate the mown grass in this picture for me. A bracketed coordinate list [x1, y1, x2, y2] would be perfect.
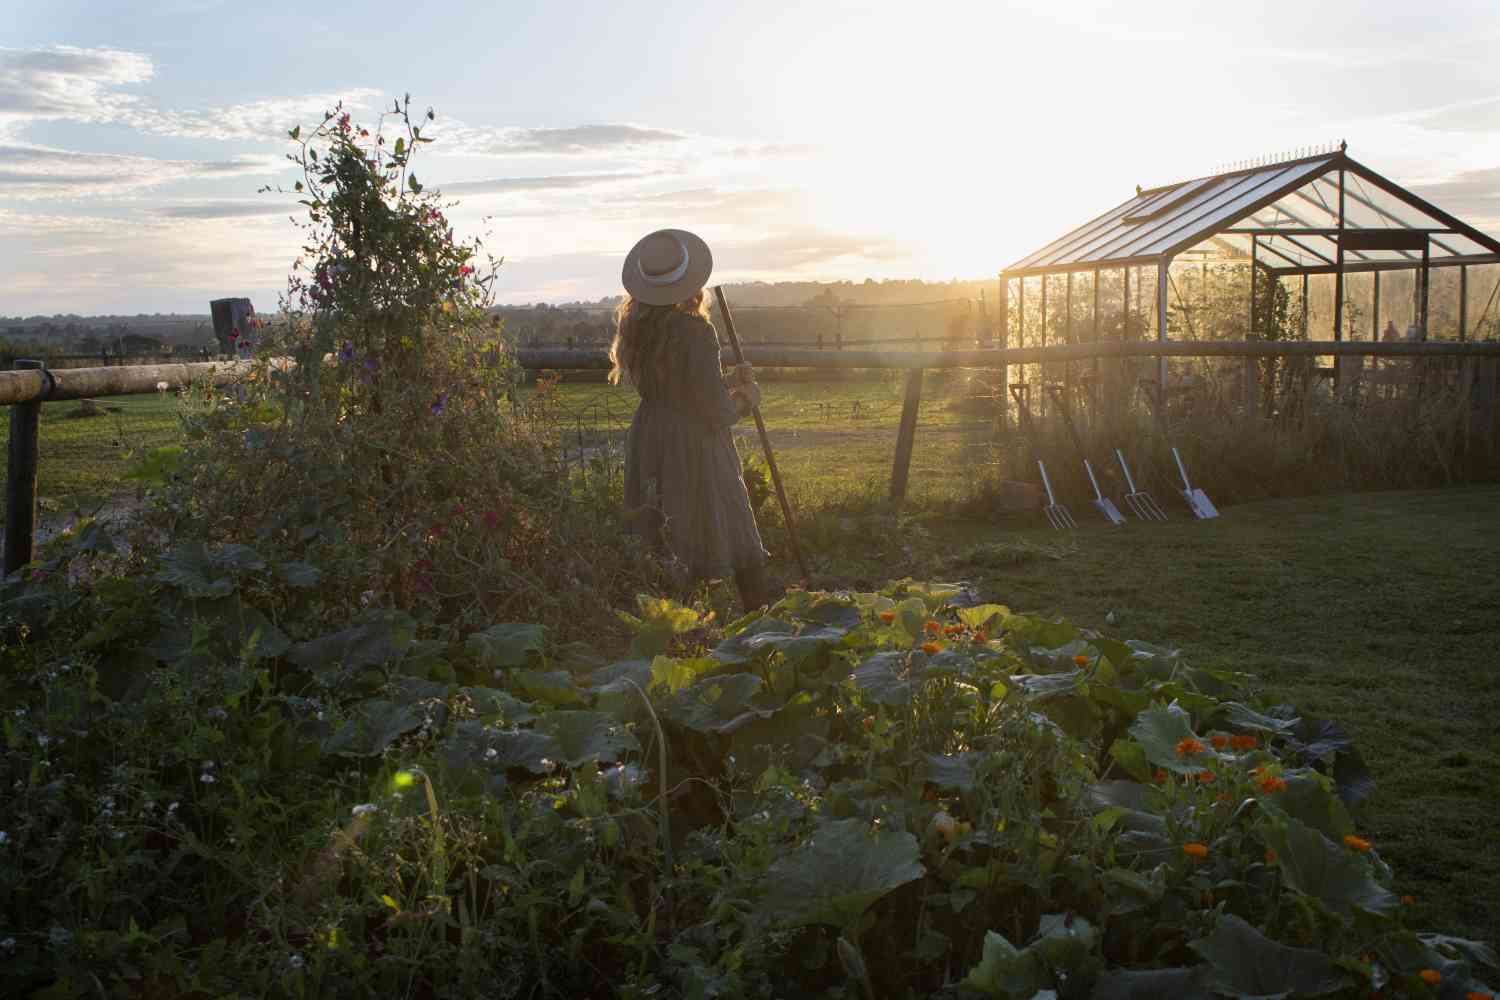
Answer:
[0, 394, 181, 521]
[783, 486, 1500, 940]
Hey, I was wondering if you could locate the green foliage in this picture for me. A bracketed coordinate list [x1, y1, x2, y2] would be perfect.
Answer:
[3, 560, 1492, 997]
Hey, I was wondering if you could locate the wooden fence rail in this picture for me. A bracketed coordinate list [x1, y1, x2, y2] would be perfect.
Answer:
[5, 340, 1500, 573]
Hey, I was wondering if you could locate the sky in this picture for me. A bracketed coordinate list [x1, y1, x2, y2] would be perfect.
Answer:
[3, 0, 1500, 315]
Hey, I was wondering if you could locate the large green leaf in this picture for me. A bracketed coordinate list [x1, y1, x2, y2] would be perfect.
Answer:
[648, 654, 721, 695]
[533, 710, 639, 767]
[774, 590, 863, 630]
[154, 541, 235, 598]
[1263, 818, 1399, 915]
[758, 817, 923, 929]
[1090, 967, 1210, 1000]
[957, 603, 1010, 630]
[1188, 913, 1351, 998]
[1129, 703, 1211, 775]
[322, 698, 425, 757]
[461, 686, 538, 724]
[510, 668, 587, 706]
[1264, 770, 1354, 841]
[851, 651, 913, 706]
[1222, 701, 1301, 735]
[661, 673, 776, 735]
[922, 752, 983, 792]
[961, 930, 1047, 998]
[712, 616, 798, 665]
[288, 619, 411, 673]
[436, 720, 561, 793]
[466, 623, 546, 669]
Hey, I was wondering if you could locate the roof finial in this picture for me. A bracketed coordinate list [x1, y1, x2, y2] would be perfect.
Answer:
[1135, 183, 1142, 196]
[1338, 138, 1347, 154]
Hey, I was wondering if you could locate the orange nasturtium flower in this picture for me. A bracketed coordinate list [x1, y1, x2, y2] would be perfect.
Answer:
[1230, 734, 1259, 750]
[1073, 654, 1089, 667]
[1401, 894, 1416, 906]
[1210, 734, 1229, 750]
[1182, 842, 1209, 860]
[924, 620, 941, 636]
[1175, 738, 1207, 757]
[921, 641, 943, 655]
[1418, 969, 1441, 986]
[1465, 991, 1493, 1000]
[1259, 776, 1288, 795]
[878, 611, 896, 623]
[974, 630, 989, 644]
[1197, 770, 1216, 784]
[1264, 848, 1277, 864]
[1343, 834, 1372, 853]
[1153, 769, 1169, 784]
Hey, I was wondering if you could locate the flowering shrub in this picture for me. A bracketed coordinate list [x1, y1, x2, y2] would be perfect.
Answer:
[2, 566, 1494, 997]
[157, 99, 663, 635]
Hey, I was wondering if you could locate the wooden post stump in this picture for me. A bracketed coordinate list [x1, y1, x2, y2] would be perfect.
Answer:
[890, 369, 925, 504]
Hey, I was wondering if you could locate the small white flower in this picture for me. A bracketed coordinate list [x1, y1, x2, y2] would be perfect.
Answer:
[167, 801, 179, 813]
[0, 937, 15, 952]
[287, 952, 305, 969]
[350, 803, 378, 817]
[36, 735, 49, 748]
[539, 758, 557, 774]
[484, 748, 498, 761]
[200, 773, 216, 784]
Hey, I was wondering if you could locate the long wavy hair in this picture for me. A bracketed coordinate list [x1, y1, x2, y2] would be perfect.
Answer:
[608, 291, 712, 386]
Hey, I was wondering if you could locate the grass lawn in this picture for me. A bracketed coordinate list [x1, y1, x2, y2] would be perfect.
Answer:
[781, 486, 1500, 940]
[0, 394, 181, 521]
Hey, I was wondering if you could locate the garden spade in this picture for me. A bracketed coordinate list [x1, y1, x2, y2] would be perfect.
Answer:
[1114, 449, 1168, 521]
[1084, 459, 1126, 526]
[1037, 460, 1077, 530]
[1172, 447, 1219, 519]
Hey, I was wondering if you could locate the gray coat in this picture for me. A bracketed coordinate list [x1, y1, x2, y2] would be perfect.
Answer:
[623, 311, 769, 580]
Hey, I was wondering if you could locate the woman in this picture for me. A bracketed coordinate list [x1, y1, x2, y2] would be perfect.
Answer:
[611, 229, 777, 610]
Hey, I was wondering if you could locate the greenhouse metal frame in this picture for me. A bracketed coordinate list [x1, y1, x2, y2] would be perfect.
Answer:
[999, 145, 1500, 367]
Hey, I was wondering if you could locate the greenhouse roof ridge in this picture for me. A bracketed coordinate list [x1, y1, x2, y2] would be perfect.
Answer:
[1004, 147, 1500, 278]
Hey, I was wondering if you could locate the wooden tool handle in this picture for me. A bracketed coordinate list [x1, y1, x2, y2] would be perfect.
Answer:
[712, 285, 810, 585]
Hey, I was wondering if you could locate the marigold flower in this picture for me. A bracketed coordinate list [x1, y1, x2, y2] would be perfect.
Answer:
[1258, 776, 1288, 795]
[1073, 654, 1089, 667]
[1343, 834, 1372, 853]
[1230, 734, 1258, 750]
[924, 620, 941, 636]
[1418, 969, 1441, 986]
[1210, 734, 1228, 749]
[921, 641, 942, 655]
[1175, 737, 1207, 757]
[1182, 842, 1209, 860]
[1264, 848, 1277, 864]
[1197, 770, 1215, 784]
[1401, 894, 1416, 906]
[878, 610, 896, 623]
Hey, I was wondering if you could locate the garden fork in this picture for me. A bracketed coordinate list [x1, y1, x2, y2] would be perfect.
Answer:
[1037, 460, 1077, 531]
[1114, 449, 1168, 521]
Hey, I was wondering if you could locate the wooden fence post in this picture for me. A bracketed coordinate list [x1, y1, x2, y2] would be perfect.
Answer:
[889, 368, 925, 504]
[4, 359, 46, 575]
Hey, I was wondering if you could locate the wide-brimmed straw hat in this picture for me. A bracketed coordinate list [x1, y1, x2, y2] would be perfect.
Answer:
[622, 228, 713, 306]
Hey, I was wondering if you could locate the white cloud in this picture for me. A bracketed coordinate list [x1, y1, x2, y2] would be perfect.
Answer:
[130, 88, 385, 141]
[0, 45, 154, 129]
[0, 143, 283, 199]
[433, 122, 693, 158]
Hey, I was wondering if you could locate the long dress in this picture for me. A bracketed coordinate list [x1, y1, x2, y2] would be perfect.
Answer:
[623, 310, 769, 581]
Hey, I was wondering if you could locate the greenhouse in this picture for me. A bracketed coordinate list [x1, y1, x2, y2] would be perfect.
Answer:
[1000, 144, 1500, 349]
